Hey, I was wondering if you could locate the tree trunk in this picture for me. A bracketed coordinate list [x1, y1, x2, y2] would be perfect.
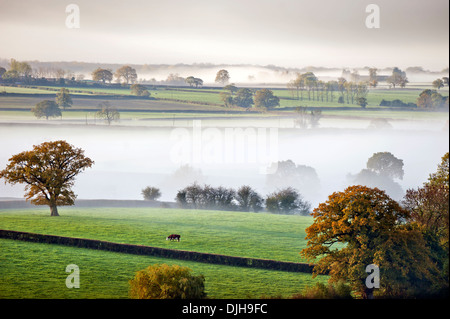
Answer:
[50, 204, 59, 217]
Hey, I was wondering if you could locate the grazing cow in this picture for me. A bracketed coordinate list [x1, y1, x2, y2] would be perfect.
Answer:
[166, 234, 181, 242]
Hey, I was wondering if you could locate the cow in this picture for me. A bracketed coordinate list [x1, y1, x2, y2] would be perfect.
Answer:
[166, 234, 181, 242]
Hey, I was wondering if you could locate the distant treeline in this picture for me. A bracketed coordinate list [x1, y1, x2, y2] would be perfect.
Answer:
[174, 183, 311, 216]
[379, 99, 417, 108]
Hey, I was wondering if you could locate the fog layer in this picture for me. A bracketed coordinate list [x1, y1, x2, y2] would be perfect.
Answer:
[0, 118, 448, 208]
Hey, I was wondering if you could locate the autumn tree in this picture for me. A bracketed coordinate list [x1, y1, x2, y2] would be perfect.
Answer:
[417, 90, 447, 109]
[404, 152, 449, 249]
[428, 152, 449, 188]
[402, 152, 449, 295]
[3, 58, 32, 79]
[130, 84, 150, 97]
[31, 100, 61, 120]
[301, 185, 441, 298]
[115, 65, 137, 84]
[432, 78, 444, 90]
[0, 141, 94, 216]
[92, 68, 113, 83]
[215, 69, 230, 85]
[56, 88, 73, 110]
[368, 68, 378, 88]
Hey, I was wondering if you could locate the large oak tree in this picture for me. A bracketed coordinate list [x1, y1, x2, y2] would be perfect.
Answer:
[301, 185, 441, 298]
[0, 141, 94, 216]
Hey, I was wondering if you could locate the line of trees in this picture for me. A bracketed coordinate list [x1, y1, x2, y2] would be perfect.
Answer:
[173, 183, 311, 215]
[0, 58, 84, 85]
[0, 58, 141, 87]
[287, 71, 369, 108]
[219, 86, 280, 110]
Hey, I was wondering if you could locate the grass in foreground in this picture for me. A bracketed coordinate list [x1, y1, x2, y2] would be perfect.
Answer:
[0, 239, 325, 299]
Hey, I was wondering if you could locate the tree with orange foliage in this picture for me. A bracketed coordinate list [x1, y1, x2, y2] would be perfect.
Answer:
[301, 185, 441, 298]
[0, 140, 94, 216]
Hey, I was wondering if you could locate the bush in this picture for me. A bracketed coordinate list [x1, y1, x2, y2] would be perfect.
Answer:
[141, 186, 161, 201]
[175, 183, 236, 211]
[129, 264, 206, 299]
[292, 281, 353, 299]
[379, 99, 416, 108]
[265, 187, 311, 215]
[235, 185, 264, 212]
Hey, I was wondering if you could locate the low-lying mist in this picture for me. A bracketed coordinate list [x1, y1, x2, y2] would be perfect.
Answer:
[0, 118, 448, 209]
[8, 59, 448, 85]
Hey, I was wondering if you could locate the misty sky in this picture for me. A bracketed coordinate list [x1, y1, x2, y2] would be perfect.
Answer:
[0, 0, 448, 70]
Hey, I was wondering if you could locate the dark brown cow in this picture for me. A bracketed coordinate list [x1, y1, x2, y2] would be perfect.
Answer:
[166, 234, 181, 242]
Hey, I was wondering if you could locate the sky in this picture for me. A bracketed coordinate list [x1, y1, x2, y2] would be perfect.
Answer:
[0, 0, 448, 70]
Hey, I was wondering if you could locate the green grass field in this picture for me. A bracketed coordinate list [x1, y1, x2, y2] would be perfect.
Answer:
[0, 208, 312, 262]
[0, 239, 325, 299]
[3, 84, 448, 111]
[0, 207, 326, 298]
[0, 86, 448, 127]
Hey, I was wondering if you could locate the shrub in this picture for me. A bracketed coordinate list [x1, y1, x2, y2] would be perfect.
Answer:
[175, 183, 236, 211]
[141, 186, 161, 201]
[235, 185, 264, 212]
[129, 264, 206, 299]
[292, 281, 353, 299]
[265, 187, 311, 215]
[379, 99, 416, 108]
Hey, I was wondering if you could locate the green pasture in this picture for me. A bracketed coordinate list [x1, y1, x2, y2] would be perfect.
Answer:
[0, 84, 448, 125]
[3, 84, 446, 110]
[0, 239, 325, 299]
[0, 207, 325, 299]
[0, 208, 313, 263]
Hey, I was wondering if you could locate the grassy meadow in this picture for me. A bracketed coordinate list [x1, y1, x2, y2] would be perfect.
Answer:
[0, 208, 313, 262]
[0, 207, 326, 299]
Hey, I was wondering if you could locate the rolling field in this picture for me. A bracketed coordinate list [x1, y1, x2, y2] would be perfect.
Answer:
[0, 239, 325, 299]
[0, 207, 325, 299]
[3, 84, 447, 111]
[0, 208, 312, 262]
